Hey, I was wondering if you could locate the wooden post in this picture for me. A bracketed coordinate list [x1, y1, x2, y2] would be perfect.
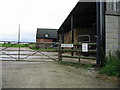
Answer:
[62, 27, 64, 43]
[96, 1, 105, 67]
[78, 50, 81, 63]
[96, 2, 101, 65]
[78, 44, 81, 63]
[58, 40, 62, 61]
[71, 16, 74, 56]
[78, 57, 80, 63]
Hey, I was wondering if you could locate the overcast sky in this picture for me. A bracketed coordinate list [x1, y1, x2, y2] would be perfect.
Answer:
[0, 0, 79, 42]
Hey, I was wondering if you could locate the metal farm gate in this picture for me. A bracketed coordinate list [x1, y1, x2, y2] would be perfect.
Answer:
[0, 41, 99, 66]
[0, 42, 58, 62]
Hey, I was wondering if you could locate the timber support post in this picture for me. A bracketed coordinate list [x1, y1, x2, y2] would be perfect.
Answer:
[96, 1, 105, 67]
[71, 16, 74, 56]
[58, 40, 62, 61]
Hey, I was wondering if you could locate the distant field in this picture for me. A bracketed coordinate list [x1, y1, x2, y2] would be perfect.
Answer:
[0, 43, 33, 47]
[0, 43, 57, 52]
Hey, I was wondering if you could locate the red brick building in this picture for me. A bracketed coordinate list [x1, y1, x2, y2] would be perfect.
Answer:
[36, 28, 57, 48]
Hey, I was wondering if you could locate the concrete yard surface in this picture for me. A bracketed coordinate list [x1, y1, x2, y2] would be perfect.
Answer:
[2, 60, 118, 88]
[1, 47, 119, 88]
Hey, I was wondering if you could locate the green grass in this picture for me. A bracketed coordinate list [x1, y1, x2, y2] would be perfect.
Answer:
[29, 46, 57, 52]
[57, 61, 81, 68]
[57, 61, 93, 69]
[1, 43, 31, 47]
[101, 51, 120, 77]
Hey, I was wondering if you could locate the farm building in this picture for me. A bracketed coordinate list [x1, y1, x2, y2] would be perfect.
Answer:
[58, 2, 97, 46]
[58, 1, 120, 65]
[36, 28, 58, 48]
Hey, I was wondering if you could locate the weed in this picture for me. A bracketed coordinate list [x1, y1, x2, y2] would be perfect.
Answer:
[101, 51, 120, 77]
[57, 61, 81, 68]
[85, 64, 93, 68]
[57, 61, 94, 69]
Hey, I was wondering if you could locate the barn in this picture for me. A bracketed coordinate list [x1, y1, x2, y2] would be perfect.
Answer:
[36, 28, 58, 48]
[58, 1, 120, 65]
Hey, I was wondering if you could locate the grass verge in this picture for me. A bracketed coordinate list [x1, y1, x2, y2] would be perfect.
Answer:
[57, 61, 93, 69]
[1, 44, 31, 47]
[101, 51, 120, 77]
[29, 46, 57, 52]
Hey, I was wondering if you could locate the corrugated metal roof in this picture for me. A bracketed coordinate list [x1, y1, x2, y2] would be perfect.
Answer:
[36, 28, 57, 39]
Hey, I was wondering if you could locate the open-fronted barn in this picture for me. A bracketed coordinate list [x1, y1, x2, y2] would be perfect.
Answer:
[58, 1, 120, 65]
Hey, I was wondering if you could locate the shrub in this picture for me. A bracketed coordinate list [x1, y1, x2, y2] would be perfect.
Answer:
[101, 51, 120, 77]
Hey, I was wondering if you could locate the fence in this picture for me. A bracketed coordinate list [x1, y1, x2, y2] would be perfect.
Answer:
[1, 41, 97, 64]
[58, 42, 97, 64]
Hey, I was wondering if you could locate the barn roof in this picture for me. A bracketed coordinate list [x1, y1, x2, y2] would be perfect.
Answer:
[36, 28, 57, 39]
[58, 2, 96, 33]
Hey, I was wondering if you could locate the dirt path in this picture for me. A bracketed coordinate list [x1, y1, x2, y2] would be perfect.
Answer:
[1, 47, 119, 88]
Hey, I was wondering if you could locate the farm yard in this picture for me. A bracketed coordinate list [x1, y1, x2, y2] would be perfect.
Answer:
[0, 45, 119, 88]
[0, 0, 120, 89]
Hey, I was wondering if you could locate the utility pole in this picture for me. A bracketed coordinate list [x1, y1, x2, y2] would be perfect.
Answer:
[18, 24, 20, 60]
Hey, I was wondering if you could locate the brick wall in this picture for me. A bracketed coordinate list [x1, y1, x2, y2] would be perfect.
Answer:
[36, 39, 53, 42]
[36, 39, 53, 48]
[105, 15, 120, 56]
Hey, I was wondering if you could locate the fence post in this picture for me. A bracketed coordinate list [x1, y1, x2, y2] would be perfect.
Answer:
[58, 40, 62, 61]
[78, 44, 81, 63]
[78, 50, 81, 63]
